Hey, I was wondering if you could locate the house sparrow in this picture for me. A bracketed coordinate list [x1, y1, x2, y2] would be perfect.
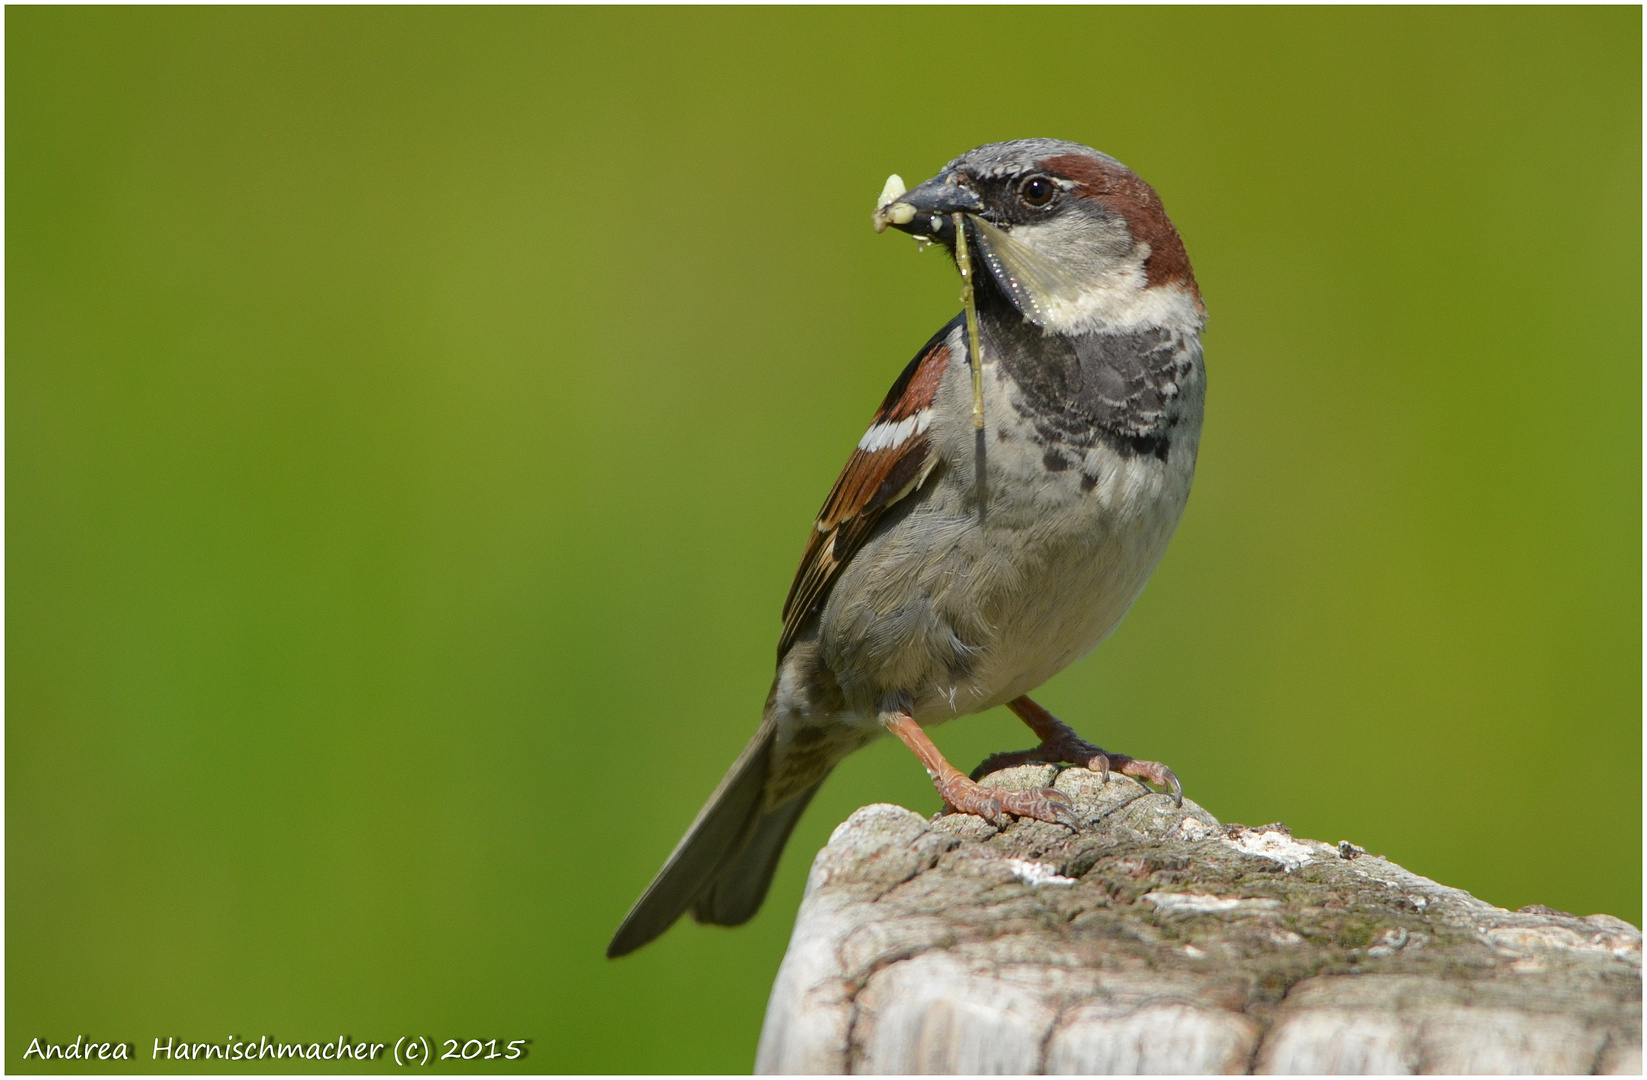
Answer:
[608, 139, 1205, 958]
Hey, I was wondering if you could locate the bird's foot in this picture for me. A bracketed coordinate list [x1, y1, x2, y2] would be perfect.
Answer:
[879, 706, 1078, 829]
[974, 696, 1184, 807]
[936, 771, 1078, 829]
[1095, 751, 1183, 807]
[971, 739, 1182, 807]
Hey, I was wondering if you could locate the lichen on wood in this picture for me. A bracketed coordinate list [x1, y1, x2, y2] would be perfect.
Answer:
[756, 765, 1641, 1074]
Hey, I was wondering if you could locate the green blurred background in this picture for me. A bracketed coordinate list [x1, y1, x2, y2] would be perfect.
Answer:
[7, 6, 1640, 1073]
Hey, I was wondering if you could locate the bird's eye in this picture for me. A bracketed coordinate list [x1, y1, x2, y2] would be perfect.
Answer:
[1018, 175, 1057, 208]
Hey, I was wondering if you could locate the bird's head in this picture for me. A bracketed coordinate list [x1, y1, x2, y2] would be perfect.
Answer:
[873, 139, 1204, 334]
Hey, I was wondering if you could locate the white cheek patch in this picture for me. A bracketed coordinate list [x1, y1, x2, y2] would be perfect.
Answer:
[857, 408, 933, 452]
[983, 219, 1202, 335]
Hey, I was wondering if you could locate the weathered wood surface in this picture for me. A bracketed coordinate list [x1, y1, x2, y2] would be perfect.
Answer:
[757, 765, 1641, 1074]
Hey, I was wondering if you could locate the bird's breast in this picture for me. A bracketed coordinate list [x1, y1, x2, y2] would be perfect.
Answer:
[929, 319, 1205, 530]
[812, 318, 1205, 722]
[900, 321, 1204, 713]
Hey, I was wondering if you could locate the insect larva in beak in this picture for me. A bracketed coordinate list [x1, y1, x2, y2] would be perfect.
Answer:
[871, 174, 915, 233]
[877, 174, 907, 209]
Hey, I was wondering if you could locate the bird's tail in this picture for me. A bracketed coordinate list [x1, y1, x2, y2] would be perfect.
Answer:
[606, 715, 824, 958]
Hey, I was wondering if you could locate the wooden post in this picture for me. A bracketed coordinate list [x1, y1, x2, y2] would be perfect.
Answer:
[757, 765, 1641, 1074]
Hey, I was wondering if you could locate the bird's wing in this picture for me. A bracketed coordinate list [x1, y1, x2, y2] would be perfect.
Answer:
[778, 317, 959, 658]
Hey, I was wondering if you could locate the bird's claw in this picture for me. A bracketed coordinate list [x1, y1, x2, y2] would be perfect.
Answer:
[940, 775, 1078, 830]
[972, 736, 1183, 808]
[1115, 759, 1182, 807]
[997, 785, 1080, 829]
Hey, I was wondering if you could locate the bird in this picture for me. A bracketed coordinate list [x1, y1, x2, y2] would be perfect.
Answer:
[607, 138, 1206, 959]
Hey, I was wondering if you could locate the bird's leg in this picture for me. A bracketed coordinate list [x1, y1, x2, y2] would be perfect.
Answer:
[969, 695, 1183, 806]
[882, 710, 1077, 828]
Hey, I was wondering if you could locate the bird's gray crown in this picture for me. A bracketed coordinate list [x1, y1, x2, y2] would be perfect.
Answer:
[944, 139, 1127, 181]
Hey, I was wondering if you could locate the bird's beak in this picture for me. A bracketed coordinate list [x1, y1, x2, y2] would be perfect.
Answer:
[872, 171, 984, 242]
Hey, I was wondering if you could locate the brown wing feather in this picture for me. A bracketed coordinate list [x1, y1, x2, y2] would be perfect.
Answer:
[778, 326, 956, 657]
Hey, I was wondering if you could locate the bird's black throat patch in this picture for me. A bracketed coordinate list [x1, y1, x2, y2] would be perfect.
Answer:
[987, 314, 1194, 463]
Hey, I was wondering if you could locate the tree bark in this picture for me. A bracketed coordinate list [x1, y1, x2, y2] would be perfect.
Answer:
[756, 765, 1641, 1074]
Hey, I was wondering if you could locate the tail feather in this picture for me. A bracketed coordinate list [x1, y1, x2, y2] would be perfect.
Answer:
[608, 715, 792, 958]
[692, 775, 827, 927]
